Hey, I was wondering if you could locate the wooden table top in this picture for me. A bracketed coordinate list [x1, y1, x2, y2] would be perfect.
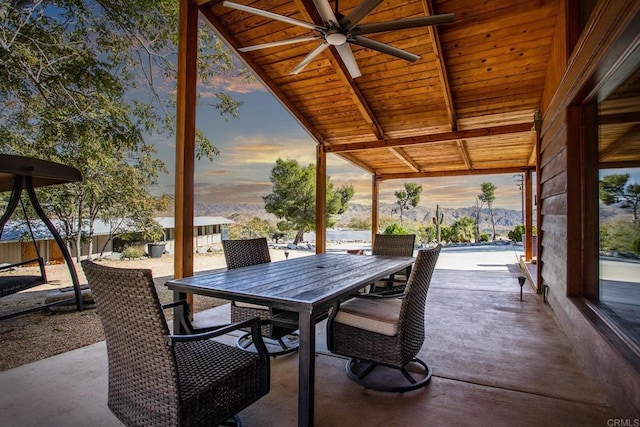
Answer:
[166, 253, 414, 313]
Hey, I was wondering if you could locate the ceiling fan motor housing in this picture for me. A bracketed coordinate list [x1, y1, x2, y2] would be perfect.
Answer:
[326, 30, 348, 46]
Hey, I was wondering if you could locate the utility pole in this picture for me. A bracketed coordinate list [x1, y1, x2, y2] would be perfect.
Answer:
[513, 174, 524, 224]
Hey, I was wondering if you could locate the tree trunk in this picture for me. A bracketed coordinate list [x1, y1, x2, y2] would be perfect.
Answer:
[489, 206, 496, 240]
[293, 228, 305, 245]
[76, 205, 82, 263]
[99, 235, 112, 257]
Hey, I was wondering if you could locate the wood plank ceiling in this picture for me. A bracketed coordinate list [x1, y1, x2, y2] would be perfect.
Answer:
[196, 0, 561, 180]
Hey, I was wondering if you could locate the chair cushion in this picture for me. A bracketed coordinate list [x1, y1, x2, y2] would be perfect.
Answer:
[234, 301, 269, 310]
[334, 297, 402, 336]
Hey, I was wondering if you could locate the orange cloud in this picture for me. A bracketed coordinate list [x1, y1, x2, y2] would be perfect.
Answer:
[203, 75, 266, 94]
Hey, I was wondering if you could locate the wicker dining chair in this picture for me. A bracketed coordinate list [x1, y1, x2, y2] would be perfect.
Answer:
[326, 245, 441, 392]
[222, 238, 299, 356]
[370, 233, 416, 295]
[81, 260, 270, 427]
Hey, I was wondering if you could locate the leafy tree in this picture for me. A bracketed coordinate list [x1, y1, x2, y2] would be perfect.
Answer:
[227, 213, 275, 240]
[393, 182, 422, 224]
[451, 216, 475, 242]
[479, 182, 497, 240]
[1, 0, 245, 256]
[599, 174, 640, 222]
[263, 159, 353, 245]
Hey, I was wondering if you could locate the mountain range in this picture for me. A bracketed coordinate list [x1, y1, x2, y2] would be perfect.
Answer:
[194, 202, 530, 232]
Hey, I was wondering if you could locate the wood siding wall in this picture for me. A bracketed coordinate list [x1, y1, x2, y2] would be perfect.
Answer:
[539, 0, 640, 417]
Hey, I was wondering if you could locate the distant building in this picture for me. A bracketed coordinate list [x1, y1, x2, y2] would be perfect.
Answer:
[0, 216, 233, 264]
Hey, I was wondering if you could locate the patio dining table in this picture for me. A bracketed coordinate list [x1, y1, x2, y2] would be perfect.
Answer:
[166, 252, 415, 427]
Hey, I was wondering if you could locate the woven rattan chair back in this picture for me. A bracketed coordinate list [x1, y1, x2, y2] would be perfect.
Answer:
[222, 238, 299, 355]
[326, 245, 441, 392]
[81, 260, 181, 426]
[372, 234, 416, 257]
[222, 238, 271, 269]
[397, 244, 442, 360]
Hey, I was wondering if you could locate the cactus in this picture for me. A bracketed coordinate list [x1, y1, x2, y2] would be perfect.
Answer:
[432, 204, 444, 242]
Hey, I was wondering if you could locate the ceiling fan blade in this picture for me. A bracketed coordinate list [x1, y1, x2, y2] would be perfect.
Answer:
[223, 1, 320, 31]
[312, 0, 339, 27]
[335, 44, 362, 79]
[291, 41, 329, 75]
[350, 36, 420, 62]
[341, 0, 384, 30]
[238, 35, 320, 52]
[353, 14, 455, 35]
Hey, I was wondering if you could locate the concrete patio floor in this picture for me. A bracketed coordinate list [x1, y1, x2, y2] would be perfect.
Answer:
[0, 245, 614, 426]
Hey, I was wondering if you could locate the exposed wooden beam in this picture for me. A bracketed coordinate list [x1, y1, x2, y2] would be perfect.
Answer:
[598, 110, 640, 125]
[379, 166, 534, 181]
[599, 123, 640, 161]
[424, 0, 458, 131]
[528, 143, 537, 165]
[336, 152, 375, 173]
[389, 147, 421, 172]
[456, 140, 472, 169]
[529, 110, 542, 166]
[600, 160, 640, 169]
[295, 0, 386, 140]
[198, 6, 325, 144]
[326, 123, 534, 153]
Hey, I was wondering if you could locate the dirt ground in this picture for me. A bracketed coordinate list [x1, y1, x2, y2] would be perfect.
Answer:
[0, 249, 300, 371]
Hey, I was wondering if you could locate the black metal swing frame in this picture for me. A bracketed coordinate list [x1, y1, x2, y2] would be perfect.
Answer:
[0, 154, 84, 321]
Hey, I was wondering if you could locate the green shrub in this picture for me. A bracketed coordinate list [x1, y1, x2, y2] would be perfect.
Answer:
[440, 225, 454, 243]
[122, 246, 145, 259]
[508, 225, 525, 242]
[479, 233, 489, 242]
[508, 224, 538, 242]
[383, 223, 407, 235]
[599, 221, 640, 253]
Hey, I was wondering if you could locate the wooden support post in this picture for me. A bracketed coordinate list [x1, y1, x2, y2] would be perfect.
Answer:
[372, 175, 379, 244]
[534, 110, 543, 293]
[315, 145, 326, 254]
[174, 0, 198, 312]
[524, 169, 533, 261]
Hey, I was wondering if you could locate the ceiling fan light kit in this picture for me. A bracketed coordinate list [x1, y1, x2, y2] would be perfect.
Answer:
[223, 0, 454, 78]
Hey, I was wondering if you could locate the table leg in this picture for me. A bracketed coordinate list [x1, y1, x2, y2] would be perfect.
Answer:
[173, 291, 188, 334]
[298, 310, 316, 427]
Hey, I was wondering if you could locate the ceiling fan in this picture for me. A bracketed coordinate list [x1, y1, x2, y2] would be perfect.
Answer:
[223, 0, 454, 79]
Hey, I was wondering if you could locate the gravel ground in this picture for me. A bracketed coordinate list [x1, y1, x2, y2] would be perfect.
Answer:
[0, 251, 304, 372]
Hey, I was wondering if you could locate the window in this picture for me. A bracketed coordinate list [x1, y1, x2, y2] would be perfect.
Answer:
[595, 62, 640, 347]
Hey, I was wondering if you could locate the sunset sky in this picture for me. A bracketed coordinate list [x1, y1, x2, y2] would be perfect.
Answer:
[150, 74, 529, 211]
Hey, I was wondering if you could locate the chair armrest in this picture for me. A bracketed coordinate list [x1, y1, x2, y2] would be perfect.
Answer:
[162, 300, 188, 310]
[350, 292, 405, 299]
[163, 299, 199, 334]
[169, 317, 258, 341]
[170, 317, 271, 362]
